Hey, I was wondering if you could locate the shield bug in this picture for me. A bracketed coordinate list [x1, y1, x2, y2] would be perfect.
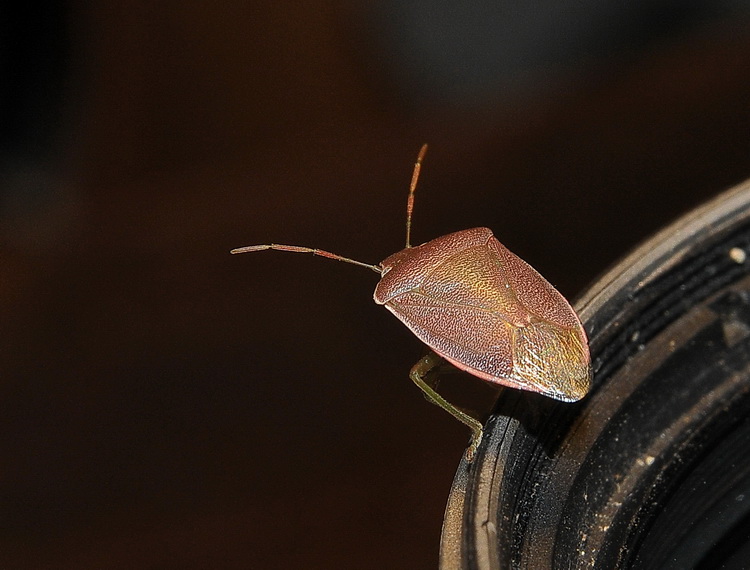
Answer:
[232, 145, 591, 460]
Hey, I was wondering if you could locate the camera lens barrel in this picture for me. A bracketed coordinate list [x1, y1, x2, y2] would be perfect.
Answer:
[441, 178, 750, 569]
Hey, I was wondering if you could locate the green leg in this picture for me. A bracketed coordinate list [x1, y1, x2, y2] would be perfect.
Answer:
[410, 352, 484, 462]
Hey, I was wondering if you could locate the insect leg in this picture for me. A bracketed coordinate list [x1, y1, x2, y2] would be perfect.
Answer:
[409, 352, 484, 462]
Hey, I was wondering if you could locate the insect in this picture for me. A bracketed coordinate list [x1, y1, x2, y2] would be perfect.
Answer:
[232, 145, 591, 460]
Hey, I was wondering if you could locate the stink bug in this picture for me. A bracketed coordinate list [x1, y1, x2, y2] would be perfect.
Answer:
[232, 145, 591, 460]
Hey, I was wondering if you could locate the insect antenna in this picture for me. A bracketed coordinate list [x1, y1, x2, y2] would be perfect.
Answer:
[405, 144, 428, 249]
[230, 243, 382, 273]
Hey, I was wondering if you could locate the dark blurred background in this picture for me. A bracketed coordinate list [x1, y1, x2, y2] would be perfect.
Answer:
[1, 1, 749, 568]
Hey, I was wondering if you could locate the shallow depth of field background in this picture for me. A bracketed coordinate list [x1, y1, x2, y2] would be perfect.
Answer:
[2, 2, 750, 568]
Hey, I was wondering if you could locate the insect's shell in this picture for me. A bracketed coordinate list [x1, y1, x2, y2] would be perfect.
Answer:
[373, 227, 591, 401]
